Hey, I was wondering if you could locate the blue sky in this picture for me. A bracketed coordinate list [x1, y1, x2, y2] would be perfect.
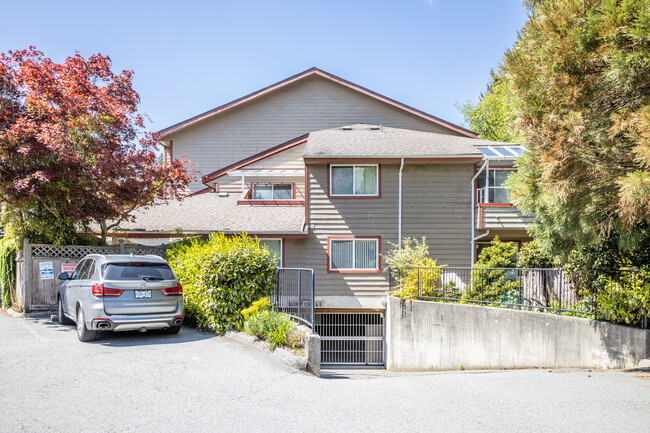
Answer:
[0, 0, 528, 132]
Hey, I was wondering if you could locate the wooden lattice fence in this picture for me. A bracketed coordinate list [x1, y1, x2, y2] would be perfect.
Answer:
[16, 239, 168, 312]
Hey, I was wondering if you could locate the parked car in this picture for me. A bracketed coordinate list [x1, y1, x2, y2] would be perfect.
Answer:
[57, 254, 184, 342]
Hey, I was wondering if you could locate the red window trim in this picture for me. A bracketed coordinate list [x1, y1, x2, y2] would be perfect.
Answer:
[326, 236, 381, 273]
[327, 164, 382, 199]
[237, 200, 305, 206]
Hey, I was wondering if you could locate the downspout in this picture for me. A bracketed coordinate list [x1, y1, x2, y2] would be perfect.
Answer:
[471, 160, 489, 264]
[398, 157, 405, 249]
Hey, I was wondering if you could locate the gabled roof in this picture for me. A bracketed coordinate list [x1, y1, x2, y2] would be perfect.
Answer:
[202, 134, 308, 184]
[157, 67, 478, 140]
[302, 124, 485, 160]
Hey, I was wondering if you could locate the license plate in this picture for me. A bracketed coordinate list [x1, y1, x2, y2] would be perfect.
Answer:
[135, 290, 152, 299]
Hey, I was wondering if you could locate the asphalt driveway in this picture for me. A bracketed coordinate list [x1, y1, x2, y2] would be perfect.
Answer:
[1, 310, 649, 433]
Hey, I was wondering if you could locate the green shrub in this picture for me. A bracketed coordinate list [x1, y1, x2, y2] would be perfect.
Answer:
[597, 269, 650, 325]
[0, 237, 16, 309]
[241, 297, 270, 320]
[463, 237, 519, 302]
[383, 237, 447, 300]
[166, 232, 277, 333]
[243, 309, 295, 350]
[389, 257, 444, 300]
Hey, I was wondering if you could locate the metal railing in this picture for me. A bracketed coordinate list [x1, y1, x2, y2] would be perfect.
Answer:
[388, 266, 645, 321]
[272, 268, 315, 329]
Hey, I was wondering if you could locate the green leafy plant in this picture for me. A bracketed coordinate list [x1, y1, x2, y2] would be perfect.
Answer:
[243, 309, 296, 350]
[0, 237, 16, 309]
[383, 238, 446, 300]
[597, 269, 650, 325]
[464, 237, 519, 303]
[166, 232, 277, 333]
[241, 297, 271, 321]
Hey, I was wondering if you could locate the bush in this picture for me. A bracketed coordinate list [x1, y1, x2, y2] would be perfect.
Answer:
[166, 232, 277, 333]
[0, 237, 16, 309]
[243, 309, 296, 350]
[597, 269, 650, 325]
[241, 297, 270, 320]
[383, 237, 446, 300]
[463, 237, 519, 302]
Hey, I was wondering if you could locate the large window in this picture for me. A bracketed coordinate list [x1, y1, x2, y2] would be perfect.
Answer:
[476, 169, 516, 203]
[329, 237, 379, 272]
[252, 183, 293, 200]
[330, 165, 378, 197]
[259, 238, 282, 267]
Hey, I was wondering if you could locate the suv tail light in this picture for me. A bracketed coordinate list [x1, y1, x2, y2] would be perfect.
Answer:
[91, 284, 124, 298]
[161, 283, 183, 296]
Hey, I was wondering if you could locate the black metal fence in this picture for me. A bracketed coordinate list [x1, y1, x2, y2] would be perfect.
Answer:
[272, 268, 315, 329]
[388, 266, 645, 322]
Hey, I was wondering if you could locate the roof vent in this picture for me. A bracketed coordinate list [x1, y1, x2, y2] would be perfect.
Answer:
[217, 192, 228, 197]
[342, 126, 352, 131]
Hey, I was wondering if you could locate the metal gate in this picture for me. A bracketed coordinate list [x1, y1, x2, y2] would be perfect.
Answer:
[315, 313, 384, 367]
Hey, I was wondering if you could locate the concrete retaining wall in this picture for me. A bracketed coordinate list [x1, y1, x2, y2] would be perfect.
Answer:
[386, 296, 649, 371]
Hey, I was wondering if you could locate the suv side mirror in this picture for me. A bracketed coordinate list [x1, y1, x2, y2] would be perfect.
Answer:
[58, 272, 69, 281]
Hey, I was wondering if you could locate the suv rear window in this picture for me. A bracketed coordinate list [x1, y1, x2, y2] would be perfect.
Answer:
[103, 262, 175, 281]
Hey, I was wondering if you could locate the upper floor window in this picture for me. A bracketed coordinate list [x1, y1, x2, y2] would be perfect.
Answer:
[252, 183, 293, 200]
[477, 169, 516, 204]
[330, 164, 378, 197]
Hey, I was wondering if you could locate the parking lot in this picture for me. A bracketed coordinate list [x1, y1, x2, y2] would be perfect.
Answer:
[1, 310, 649, 433]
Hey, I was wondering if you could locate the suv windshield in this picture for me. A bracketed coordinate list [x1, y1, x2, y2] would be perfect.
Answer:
[103, 262, 175, 281]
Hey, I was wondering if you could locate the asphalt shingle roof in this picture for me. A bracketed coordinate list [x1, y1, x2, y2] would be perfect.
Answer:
[116, 194, 305, 234]
[303, 124, 503, 159]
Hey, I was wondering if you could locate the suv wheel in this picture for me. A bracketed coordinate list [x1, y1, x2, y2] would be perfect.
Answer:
[76, 307, 97, 342]
[58, 297, 73, 325]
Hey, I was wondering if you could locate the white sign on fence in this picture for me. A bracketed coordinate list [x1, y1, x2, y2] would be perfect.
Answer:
[61, 263, 77, 275]
[39, 262, 54, 280]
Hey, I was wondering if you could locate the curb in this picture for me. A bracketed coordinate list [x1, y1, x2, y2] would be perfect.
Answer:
[3, 308, 55, 320]
[223, 331, 311, 374]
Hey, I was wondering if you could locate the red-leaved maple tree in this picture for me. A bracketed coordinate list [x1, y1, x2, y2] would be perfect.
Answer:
[0, 47, 193, 244]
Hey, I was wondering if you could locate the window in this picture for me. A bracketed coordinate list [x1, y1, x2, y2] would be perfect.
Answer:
[251, 183, 293, 200]
[78, 259, 95, 280]
[259, 239, 282, 267]
[476, 169, 516, 203]
[330, 165, 378, 196]
[71, 260, 87, 280]
[329, 237, 379, 272]
[102, 262, 175, 281]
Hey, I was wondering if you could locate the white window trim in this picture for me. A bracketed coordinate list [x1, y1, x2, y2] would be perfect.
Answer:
[478, 168, 516, 204]
[251, 183, 294, 200]
[329, 238, 379, 271]
[329, 164, 379, 197]
[259, 238, 283, 267]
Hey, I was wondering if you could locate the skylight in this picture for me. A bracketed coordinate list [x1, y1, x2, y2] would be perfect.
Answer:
[476, 145, 525, 159]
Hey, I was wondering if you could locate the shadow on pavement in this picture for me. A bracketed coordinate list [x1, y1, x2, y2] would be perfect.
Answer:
[26, 315, 216, 347]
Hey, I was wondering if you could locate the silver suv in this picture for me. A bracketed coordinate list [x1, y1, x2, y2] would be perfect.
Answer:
[57, 254, 184, 342]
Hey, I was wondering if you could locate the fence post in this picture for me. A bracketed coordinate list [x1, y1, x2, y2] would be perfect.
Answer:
[480, 268, 484, 302]
[119, 240, 125, 254]
[297, 270, 302, 321]
[311, 270, 315, 331]
[417, 268, 420, 298]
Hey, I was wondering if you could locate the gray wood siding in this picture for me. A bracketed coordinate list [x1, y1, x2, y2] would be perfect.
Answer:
[166, 75, 466, 192]
[217, 175, 305, 199]
[476, 206, 534, 229]
[285, 162, 474, 298]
